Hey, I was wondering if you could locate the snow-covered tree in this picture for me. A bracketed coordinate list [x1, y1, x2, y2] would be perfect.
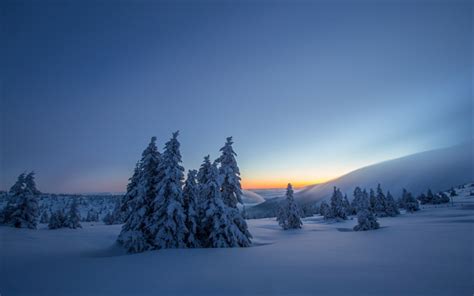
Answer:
[200, 161, 251, 248]
[385, 191, 400, 216]
[369, 188, 377, 213]
[351, 187, 366, 214]
[342, 194, 352, 216]
[320, 201, 332, 219]
[277, 183, 302, 230]
[182, 170, 200, 248]
[353, 190, 379, 231]
[217, 137, 242, 208]
[119, 161, 141, 221]
[401, 189, 419, 213]
[48, 210, 66, 229]
[0, 173, 26, 224]
[330, 187, 347, 220]
[25, 172, 41, 195]
[216, 137, 252, 245]
[104, 199, 125, 225]
[85, 208, 99, 222]
[118, 137, 161, 253]
[8, 172, 40, 229]
[64, 199, 82, 229]
[40, 211, 50, 224]
[196, 155, 212, 243]
[149, 131, 187, 249]
[374, 184, 387, 217]
[449, 187, 457, 197]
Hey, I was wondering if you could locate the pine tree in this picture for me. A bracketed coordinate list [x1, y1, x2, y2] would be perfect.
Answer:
[1, 173, 26, 225]
[330, 187, 347, 220]
[149, 131, 187, 249]
[200, 163, 241, 247]
[118, 137, 160, 253]
[351, 187, 366, 214]
[119, 161, 141, 221]
[320, 201, 332, 219]
[216, 137, 252, 246]
[402, 189, 419, 213]
[85, 208, 99, 222]
[217, 137, 242, 208]
[196, 155, 212, 243]
[25, 172, 41, 195]
[48, 209, 66, 229]
[8, 172, 40, 229]
[374, 184, 387, 217]
[64, 199, 82, 229]
[182, 169, 200, 248]
[277, 183, 302, 230]
[342, 194, 352, 216]
[385, 191, 400, 216]
[426, 189, 434, 204]
[353, 190, 379, 231]
[369, 188, 377, 213]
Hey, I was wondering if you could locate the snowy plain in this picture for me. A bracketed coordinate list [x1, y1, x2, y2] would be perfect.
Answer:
[1, 187, 473, 296]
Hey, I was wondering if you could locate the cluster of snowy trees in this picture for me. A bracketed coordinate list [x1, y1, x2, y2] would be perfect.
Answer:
[117, 133, 251, 253]
[0, 172, 41, 229]
[48, 198, 82, 229]
[417, 189, 450, 205]
[315, 185, 424, 231]
[277, 184, 302, 230]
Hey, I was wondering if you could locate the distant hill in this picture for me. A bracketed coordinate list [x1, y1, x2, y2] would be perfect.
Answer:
[247, 141, 473, 218]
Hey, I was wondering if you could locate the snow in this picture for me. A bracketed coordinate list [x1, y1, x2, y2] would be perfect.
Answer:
[249, 142, 473, 218]
[1, 185, 473, 295]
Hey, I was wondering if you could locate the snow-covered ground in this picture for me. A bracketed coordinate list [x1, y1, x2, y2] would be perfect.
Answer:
[1, 187, 473, 295]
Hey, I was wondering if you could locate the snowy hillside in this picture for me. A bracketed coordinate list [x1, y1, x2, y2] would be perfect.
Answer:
[241, 190, 265, 204]
[1, 184, 472, 295]
[248, 142, 473, 218]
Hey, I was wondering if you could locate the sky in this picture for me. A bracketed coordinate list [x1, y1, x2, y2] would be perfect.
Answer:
[0, 0, 472, 193]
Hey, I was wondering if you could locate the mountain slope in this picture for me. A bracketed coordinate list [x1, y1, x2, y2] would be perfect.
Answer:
[248, 141, 473, 218]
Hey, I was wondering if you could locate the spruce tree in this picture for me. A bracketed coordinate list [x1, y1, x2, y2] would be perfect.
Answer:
[64, 199, 82, 229]
[182, 170, 200, 248]
[9, 172, 40, 229]
[216, 137, 252, 246]
[25, 172, 41, 195]
[200, 163, 241, 247]
[385, 191, 400, 216]
[48, 209, 66, 229]
[374, 184, 387, 217]
[118, 137, 160, 253]
[353, 189, 379, 231]
[402, 189, 419, 213]
[196, 155, 212, 243]
[369, 188, 377, 213]
[351, 187, 365, 214]
[149, 131, 187, 249]
[330, 187, 347, 220]
[342, 194, 352, 216]
[1, 173, 26, 225]
[277, 183, 302, 230]
[119, 161, 141, 221]
[320, 201, 332, 219]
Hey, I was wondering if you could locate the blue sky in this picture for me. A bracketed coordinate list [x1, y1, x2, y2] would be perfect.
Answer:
[1, 0, 472, 192]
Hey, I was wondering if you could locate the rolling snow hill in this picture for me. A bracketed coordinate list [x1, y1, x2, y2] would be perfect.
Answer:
[248, 141, 473, 218]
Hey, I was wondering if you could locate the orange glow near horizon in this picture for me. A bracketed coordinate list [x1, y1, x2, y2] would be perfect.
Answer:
[242, 177, 335, 190]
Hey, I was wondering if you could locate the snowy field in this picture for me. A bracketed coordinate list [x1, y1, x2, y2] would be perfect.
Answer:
[1, 190, 473, 295]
